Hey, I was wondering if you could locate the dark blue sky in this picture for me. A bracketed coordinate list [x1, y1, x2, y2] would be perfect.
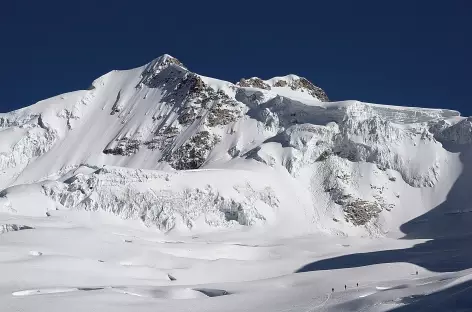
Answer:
[1, 1, 471, 115]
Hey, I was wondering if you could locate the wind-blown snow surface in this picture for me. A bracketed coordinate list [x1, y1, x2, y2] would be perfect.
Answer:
[1, 54, 472, 311]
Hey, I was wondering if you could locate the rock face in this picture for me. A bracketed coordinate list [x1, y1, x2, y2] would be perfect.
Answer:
[167, 131, 219, 170]
[138, 54, 187, 88]
[87, 56, 245, 168]
[0, 54, 470, 237]
[289, 77, 329, 101]
[0, 224, 34, 234]
[237, 75, 329, 101]
[237, 78, 272, 90]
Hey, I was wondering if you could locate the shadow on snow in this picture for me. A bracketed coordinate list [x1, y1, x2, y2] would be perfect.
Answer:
[391, 280, 472, 312]
[296, 144, 472, 274]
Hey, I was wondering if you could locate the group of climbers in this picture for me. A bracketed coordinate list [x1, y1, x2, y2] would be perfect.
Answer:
[331, 283, 359, 292]
[331, 272, 419, 292]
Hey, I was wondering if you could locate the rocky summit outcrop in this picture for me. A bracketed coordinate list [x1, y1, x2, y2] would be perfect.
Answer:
[237, 75, 329, 102]
[268, 75, 330, 101]
[289, 77, 329, 101]
[237, 77, 272, 90]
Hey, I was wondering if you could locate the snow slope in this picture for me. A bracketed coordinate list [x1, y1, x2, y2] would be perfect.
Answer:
[2, 211, 472, 312]
[1, 54, 472, 311]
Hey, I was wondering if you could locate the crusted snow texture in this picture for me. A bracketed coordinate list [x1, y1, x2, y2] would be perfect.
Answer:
[41, 167, 277, 232]
[249, 101, 444, 187]
[0, 115, 58, 174]
[244, 100, 463, 226]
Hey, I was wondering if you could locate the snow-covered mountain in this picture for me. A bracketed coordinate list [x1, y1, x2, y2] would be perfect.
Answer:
[1, 54, 471, 238]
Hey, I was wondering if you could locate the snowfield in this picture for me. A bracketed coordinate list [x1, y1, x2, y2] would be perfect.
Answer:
[1, 54, 472, 311]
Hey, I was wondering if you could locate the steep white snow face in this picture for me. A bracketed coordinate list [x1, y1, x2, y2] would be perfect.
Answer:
[241, 98, 465, 233]
[0, 54, 470, 237]
[0, 55, 244, 188]
[249, 100, 448, 188]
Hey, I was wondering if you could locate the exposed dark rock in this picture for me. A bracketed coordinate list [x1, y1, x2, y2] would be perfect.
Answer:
[343, 199, 381, 226]
[105, 57, 244, 164]
[177, 107, 198, 125]
[138, 55, 186, 88]
[103, 138, 141, 156]
[316, 150, 332, 161]
[326, 183, 382, 226]
[167, 131, 219, 170]
[237, 77, 271, 90]
[162, 126, 179, 136]
[228, 146, 240, 157]
[197, 90, 243, 128]
[110, 91, 121, 115]
[273, 80, 288, 87]
[144, 67, 243, 128]
[144, 136, 176, 151]
[270, 77, 329, 101]
[291, 77, 329, 101]
[222, 203, 241, 222]
[1, 224, 35, 234]
[207, 104, 241, 127]
[57, 109, 80, 130]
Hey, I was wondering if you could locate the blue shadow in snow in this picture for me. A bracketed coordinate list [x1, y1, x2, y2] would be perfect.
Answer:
[297, 144, 472, 274]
